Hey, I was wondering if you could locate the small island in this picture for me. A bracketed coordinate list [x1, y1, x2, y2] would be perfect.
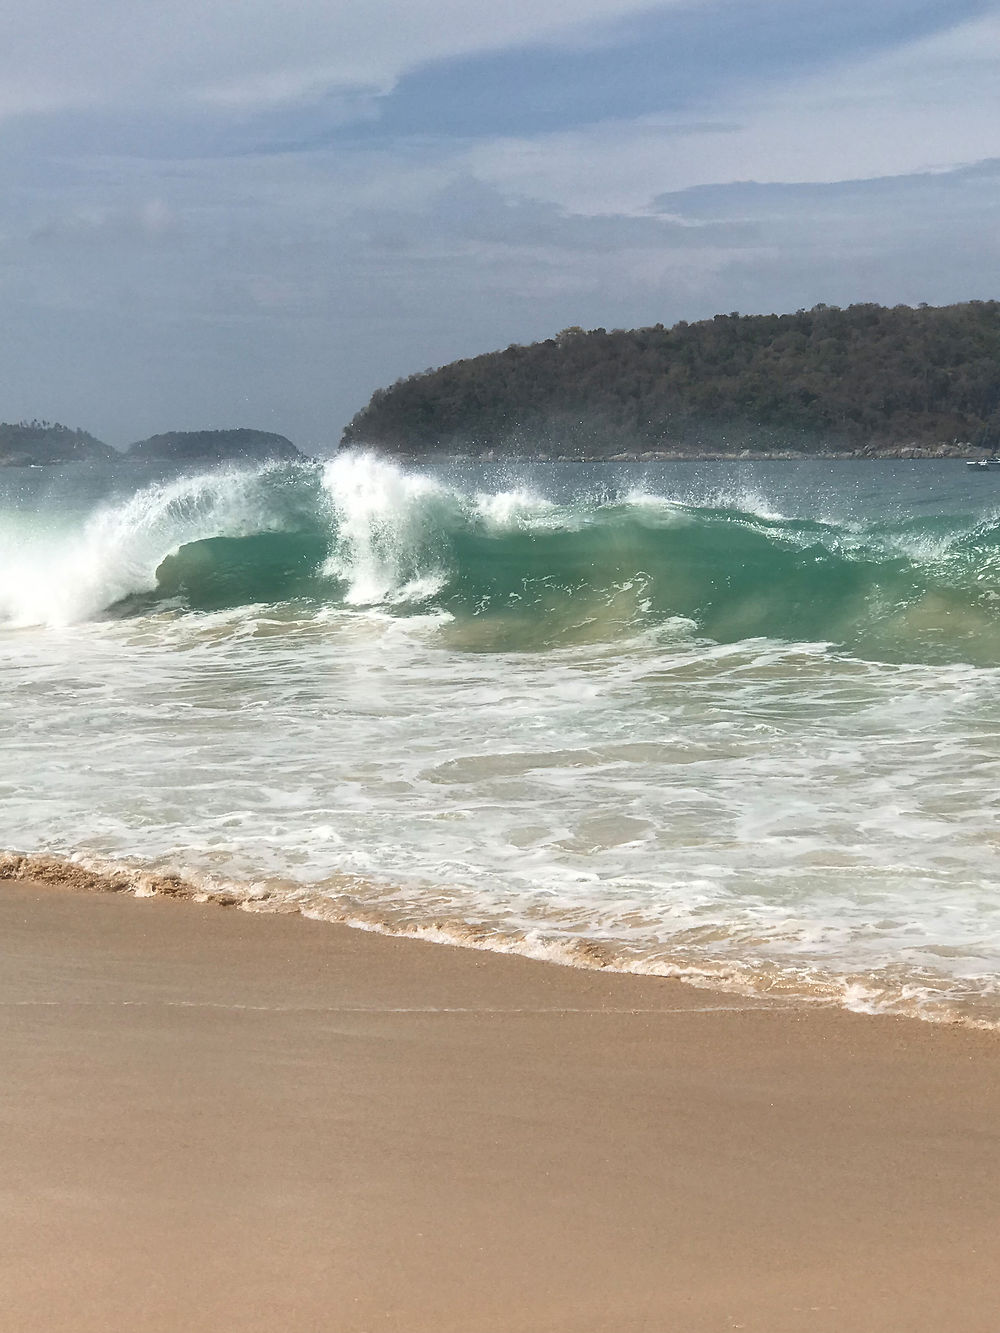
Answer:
[126, 428, 301, 465]
[0, 424, 304, 468]
[0, 421, 115, 467]
[341, 300, 1000, 459]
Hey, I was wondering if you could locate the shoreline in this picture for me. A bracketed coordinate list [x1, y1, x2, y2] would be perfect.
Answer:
[2, 449, 996, 468]
[3, 849, 996, 1031]
[352, 447, 992, 462]
[4, 873, 1000, 1332]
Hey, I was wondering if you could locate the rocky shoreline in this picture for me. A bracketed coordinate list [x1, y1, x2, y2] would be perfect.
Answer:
[411, 441, 990, 462]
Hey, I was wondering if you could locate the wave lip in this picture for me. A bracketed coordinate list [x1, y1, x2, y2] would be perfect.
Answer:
[0, 461, 323, 627]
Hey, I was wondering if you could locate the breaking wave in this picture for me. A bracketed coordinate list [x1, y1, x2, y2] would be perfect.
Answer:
[4, 451, 1000, 663]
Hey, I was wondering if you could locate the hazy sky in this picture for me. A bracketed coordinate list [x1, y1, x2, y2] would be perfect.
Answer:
[3, 0, 1000, 449]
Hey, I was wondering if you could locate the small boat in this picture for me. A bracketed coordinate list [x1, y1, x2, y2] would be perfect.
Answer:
[966, 457, 1000, 468]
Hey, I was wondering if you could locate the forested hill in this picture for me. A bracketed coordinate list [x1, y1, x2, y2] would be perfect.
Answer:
[342, 301, 1000, 458]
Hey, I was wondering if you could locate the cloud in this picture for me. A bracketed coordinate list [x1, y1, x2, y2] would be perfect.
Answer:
[0, 0, 668, 118]
[466, 5, 1000, 212]
[649, 161, 1000, 315]
[359, 175, 754, 253]
[27, 199, 179, 246]
[361, 0, 990, 140]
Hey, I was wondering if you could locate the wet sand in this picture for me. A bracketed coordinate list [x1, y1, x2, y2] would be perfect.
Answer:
[2, 877, 999, 1333]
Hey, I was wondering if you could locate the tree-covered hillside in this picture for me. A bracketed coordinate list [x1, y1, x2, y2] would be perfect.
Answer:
[342, 302, 1000, 457]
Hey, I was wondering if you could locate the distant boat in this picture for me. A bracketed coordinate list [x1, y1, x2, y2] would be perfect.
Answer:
[966, 458, 1000, 468]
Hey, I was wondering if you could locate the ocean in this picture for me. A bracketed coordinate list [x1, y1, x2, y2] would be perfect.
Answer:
[3, 452, 1000, 1026]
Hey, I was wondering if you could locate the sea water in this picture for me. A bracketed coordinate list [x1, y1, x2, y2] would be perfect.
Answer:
[3, 453, 1000, 1025]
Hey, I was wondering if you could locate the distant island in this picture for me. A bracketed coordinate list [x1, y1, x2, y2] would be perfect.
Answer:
[341, 300, 1000, 459]
[0, 421, 115, 467]
[126, 429, 301, 464]
[0, 425, 303, 468]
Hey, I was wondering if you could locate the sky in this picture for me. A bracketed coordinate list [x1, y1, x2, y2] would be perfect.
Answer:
[3, 0, 1000, 450]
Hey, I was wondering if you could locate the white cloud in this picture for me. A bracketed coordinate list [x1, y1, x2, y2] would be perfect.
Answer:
[0, 0, 682, 117]
[466, 12, 1000, 213]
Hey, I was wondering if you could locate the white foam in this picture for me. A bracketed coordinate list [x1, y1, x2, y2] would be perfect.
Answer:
[319, 452, 451, 604]
[472, 487, 557, 529]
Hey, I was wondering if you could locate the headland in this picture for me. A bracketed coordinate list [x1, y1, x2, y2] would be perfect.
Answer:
[342, 300, 1000, 460]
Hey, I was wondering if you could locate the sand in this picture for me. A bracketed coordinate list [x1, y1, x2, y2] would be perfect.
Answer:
[2, 877, 999, 1333]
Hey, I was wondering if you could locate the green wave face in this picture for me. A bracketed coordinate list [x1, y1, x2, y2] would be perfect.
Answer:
[150, 530, 333, 611]
[435, 509, 908, 653]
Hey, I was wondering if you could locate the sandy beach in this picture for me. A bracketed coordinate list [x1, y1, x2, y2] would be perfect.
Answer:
[2, 876, 999, 1333]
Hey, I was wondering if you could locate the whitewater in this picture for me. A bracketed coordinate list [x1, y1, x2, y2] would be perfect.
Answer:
[3, 452, 1000, 1026]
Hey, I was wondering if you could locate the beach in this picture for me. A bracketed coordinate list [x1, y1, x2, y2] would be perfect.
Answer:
[3, 876, 999, 1333]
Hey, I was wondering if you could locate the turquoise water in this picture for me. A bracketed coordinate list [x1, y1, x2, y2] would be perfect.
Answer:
[3, 453, 1000, 1023]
